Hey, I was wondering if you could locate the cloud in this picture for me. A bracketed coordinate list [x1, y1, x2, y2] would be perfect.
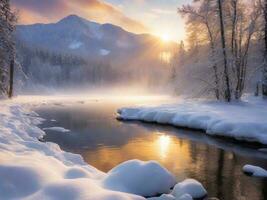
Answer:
[11, 0, 148, 33]
[151, 8, 176, 15]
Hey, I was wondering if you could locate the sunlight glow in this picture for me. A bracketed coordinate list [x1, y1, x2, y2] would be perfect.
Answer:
[86, 132, 190, 172]
[158, 135, 171, 159]
[161, 33, 171, 42]
[159, 51, 172, 63]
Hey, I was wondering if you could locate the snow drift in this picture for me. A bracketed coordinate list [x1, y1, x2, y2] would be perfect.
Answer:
[118, 97, 267, 144]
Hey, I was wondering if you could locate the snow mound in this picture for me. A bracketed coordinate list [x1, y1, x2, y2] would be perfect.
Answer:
[43, 126, 70, 133]
[148, 193, 193, 200]
[103, 160, 176, 197]
[176, 194, 193, 200]
[147, 179, 206, 200]
[243, 165, 267, 177]
[118, 97, 267, 144]
[148, 194, 176, 200]
[171, 179, 207, 199]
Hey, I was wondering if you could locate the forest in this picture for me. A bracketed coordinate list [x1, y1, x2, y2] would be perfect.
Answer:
[171, 0, 267, 101]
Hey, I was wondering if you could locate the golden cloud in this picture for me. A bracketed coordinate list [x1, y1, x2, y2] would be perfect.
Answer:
[11, 0, 148, 33]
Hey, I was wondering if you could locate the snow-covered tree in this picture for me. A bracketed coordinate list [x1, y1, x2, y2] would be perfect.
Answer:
[0, 0, 17, 98]
[179, 0, 221, 99]
[178, 0, 261, 101]
[170, 41, 186, 84]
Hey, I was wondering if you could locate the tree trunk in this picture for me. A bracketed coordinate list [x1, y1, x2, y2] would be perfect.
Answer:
[218, 0, 231, 102]
[263, 0, 267, 97]
[8, 58, 14, 98]
[255, 82, 260, 96]
[231, 0, 238, 55]
[206, 22, 220, 100]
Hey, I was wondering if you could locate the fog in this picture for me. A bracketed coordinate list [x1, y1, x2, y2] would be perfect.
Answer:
[15, 40, 175, 97]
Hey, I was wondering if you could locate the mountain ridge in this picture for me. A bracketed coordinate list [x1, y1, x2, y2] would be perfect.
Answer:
[15, 14, 174, 59]
[15, 14, 174, 92]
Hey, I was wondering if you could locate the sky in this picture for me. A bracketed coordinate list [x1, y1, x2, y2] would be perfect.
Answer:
[11, 0, 191, 42]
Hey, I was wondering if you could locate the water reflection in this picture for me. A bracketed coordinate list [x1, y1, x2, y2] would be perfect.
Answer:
[158, 134, 171, 159]
[35, 100, 267, 200]
[80, 133, 191, 174]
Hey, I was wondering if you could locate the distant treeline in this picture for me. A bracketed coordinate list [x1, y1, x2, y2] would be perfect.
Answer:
[15, 40, 170, 92]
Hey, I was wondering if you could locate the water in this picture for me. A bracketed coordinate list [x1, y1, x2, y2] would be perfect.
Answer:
[35, 98, 267, 200]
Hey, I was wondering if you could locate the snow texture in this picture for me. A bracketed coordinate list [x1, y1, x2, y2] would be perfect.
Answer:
[171, 179, 207, 198]
[0, 100, 178, 200]
[148, 179, 206, 200]
[103, 159, 176, 197]
[118, 97, 267, 144]
[243, 165, 267, 177]
[43, 126, 70, 133]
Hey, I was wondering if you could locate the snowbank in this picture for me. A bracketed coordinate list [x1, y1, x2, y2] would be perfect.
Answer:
[118, 97, 267, 144]
[0, 100, 177, 200]
[243, 165, 267, 177]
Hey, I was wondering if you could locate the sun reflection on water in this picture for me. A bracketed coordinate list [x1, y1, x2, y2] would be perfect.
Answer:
[157, 134, 171, 159]
[82, 130, 191, 174]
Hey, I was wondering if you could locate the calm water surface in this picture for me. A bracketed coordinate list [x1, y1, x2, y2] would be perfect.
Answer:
[35, 98, 267, 200]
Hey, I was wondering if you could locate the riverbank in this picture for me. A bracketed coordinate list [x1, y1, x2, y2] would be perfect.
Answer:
[118, 96, 267, 145]
[0, 97, 207, 200]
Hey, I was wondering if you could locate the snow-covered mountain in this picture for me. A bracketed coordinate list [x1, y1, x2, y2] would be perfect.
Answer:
[15, 15, 165, 59]
[15, 15, 175, 92]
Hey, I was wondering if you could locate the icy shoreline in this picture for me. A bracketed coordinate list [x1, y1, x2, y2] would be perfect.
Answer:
[118, 97, 267, 145]
[0, 98, 207, 200]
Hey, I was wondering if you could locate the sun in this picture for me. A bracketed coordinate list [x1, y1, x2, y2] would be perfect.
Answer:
[161, 33, 171, 42]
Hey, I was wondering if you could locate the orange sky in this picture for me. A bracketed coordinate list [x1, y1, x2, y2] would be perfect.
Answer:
[11, 0, 189, 42]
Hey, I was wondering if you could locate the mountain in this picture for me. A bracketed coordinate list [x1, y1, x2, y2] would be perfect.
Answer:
[15, 15, 175, 92]
[16, 15, 169, 60]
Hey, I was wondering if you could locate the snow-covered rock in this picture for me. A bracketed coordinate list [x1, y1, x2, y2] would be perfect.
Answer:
[147, 179, 206, 200]
[103, 160, 176, 197]
[118, 97, 267, 144]
[171, 179, 207, 199]
[43, 126, 70, 133]
[243, 165, 267, 177]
